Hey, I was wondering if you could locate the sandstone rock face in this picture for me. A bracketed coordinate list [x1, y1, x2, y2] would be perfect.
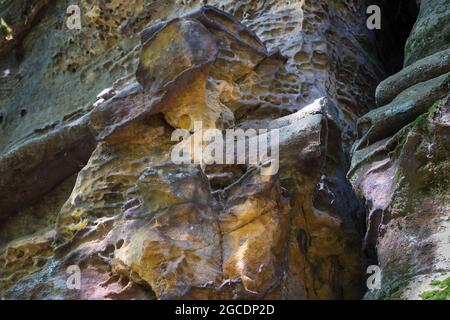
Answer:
[404, 0, 450, 67]
[1, 0, 447, 301]
[349, 0, 450, 300]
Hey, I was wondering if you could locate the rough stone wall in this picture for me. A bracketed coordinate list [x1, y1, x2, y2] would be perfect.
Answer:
[0, 0, 380, 215]
[349, 0, 450, 300]
[3, 0, 445, 301]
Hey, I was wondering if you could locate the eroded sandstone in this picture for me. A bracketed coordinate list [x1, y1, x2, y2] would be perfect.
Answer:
[6, 0, 447, 301]
[0, 2, 383, 299]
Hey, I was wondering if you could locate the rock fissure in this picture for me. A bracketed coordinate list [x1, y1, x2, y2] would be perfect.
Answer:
[0, 0, 448, 300]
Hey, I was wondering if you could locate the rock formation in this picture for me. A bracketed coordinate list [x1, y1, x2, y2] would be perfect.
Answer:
[349, 0, 450, 300]
[0, 0, 448, 300]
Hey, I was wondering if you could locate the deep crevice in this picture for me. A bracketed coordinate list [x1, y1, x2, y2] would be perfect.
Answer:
[370, 0, 420, 76]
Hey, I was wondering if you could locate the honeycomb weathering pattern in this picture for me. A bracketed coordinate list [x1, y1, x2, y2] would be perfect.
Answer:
[1, 0, 449, 301]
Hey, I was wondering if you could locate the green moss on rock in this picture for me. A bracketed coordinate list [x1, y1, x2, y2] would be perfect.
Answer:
[404, 0, 450, 66]
[420, 277, 450, 300]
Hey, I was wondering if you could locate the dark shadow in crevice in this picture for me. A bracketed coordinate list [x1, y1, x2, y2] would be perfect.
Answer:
[369, 0, 420, 76]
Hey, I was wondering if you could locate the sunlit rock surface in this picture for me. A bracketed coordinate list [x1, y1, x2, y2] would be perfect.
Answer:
[2, 0, 446, 301]
[349, 0, 450, 300]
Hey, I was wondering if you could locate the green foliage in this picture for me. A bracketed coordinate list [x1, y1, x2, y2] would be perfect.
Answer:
[420, 277, 450, 300]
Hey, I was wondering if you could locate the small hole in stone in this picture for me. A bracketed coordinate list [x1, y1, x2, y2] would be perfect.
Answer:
[67, 63, 78, 73]
[116, 239, 125, 250]
[0, 115, 3, 124]
[120, 275, 130, 286]
[104, 244, 115, 255]
[20, 109, 27, 117]
[36, 259, 47, 268]
[17, 251, 24, 258]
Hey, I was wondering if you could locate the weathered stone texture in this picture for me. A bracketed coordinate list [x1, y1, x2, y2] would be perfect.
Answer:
[5, 0, 446, 301]
[349, 0, 450, 300]
[0, 1, 382, 299]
